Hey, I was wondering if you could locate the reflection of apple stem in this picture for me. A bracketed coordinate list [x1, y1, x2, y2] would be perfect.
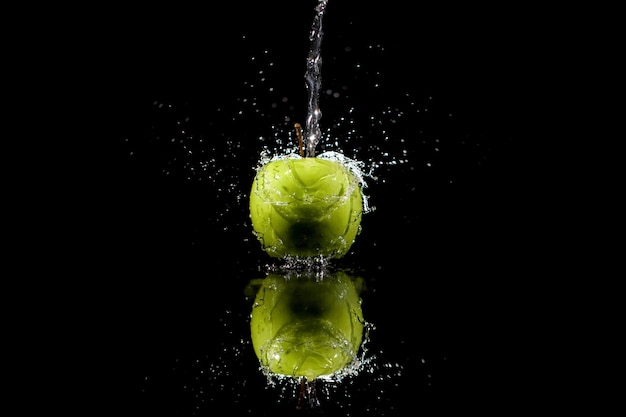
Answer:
[296, 377, 306, 410]
[296, 377, 319, 410]
[295, 122, 305, 157]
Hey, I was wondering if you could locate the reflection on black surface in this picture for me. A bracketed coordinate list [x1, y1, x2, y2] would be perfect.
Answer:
[247, 270, 365, 380]
[246, 269, 367, 408]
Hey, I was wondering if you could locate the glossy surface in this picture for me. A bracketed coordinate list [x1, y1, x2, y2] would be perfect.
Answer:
[249, 156, 363, 258]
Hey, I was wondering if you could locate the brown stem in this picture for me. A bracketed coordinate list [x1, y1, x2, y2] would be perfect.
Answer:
[294, 123, 304, 157]
[296, 376, 306, 410]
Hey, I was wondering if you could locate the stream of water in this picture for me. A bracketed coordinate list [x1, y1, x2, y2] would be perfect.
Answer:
[303, 0, 328, 157]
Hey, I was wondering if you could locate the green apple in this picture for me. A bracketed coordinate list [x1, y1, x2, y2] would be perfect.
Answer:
[249, 153, 363, 259]
[249, 271, 364, 380]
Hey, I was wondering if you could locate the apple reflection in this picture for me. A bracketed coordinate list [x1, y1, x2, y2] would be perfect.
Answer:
[247, 270, 365, 381]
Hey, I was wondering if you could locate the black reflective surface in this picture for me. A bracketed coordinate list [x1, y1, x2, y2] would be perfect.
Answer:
[91, 2, 548, 415]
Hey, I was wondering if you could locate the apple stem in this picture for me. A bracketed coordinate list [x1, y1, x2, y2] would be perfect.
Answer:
[295, 123, 305, 157]
[296, 376, 306, 410]
[295, 377, 319, 410]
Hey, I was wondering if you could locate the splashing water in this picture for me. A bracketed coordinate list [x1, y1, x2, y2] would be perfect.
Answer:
[304, 0, 328, 157]
[255, 150, 372, 215]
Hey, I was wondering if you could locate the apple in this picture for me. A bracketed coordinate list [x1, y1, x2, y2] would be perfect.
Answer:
[249, 271, 364, 380]
[249, 153, 363, 259]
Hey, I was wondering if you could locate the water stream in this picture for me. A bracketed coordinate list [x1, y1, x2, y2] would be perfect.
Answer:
[303, 0, 328, 157]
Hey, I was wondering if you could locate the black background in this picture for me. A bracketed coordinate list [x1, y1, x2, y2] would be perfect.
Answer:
[62, 1, 566, 415]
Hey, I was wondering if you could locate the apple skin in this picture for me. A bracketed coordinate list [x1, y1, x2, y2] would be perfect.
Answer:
[249, 154, 363, 259]
[249, 271, 364, 380]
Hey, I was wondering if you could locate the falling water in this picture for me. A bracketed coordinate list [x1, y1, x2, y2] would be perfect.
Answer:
[303, 0, 328, 157]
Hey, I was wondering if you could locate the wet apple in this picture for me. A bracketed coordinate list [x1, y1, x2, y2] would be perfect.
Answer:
[249, 153, 363, 259]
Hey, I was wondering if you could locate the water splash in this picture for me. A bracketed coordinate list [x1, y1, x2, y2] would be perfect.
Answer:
[304, 0, 328, 157]
[253, 149, 372, 216]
